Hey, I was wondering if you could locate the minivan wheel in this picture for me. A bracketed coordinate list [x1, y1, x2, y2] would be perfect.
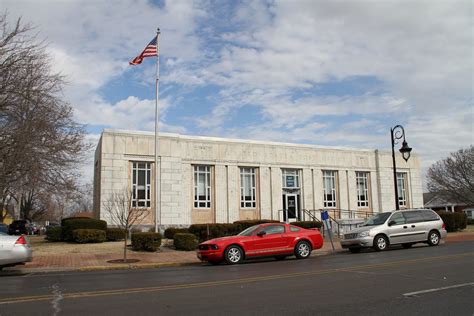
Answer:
[427, 230, 440, 246]
[373, 235, 389, 251]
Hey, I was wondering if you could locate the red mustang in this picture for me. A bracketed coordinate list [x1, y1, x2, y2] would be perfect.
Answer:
[197, 223, 323, 265]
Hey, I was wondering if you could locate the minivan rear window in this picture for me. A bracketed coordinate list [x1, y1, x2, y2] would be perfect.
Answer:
[403, 211, 425, 224]
[421, 210, 439, 221]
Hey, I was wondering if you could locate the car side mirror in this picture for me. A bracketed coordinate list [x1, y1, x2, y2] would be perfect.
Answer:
[257, 231, 266, 237]
[388, 220, 396, 227]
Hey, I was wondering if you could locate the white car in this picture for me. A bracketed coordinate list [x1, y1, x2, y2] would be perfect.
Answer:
[0, 233, 33, 270]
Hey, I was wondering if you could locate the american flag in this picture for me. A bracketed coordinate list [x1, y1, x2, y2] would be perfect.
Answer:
[129, 36, 158, 65]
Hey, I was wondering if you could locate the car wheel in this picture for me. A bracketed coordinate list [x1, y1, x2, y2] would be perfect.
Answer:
[275, 255, 287, 261]
[373, 235, 389, 251]
[427, 230, 440, 246]
[349, 247, 361, 253]
[295, 241, 312, 259]
[224, 245, 243, 264]
[402, 243, 413, 249]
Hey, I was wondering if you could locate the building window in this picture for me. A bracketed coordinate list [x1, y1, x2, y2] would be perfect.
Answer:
[397, 172, 408, 208]
[282, 169, 300, 189]
[240, 167, 257, 208]
[323, 170, 337, 208]
[132, 162, 151, 208]
[356, 172, 370, 208]
[194, 165, 212, 208]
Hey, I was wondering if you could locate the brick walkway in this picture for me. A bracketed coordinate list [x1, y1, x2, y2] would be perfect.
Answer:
[4, 231, 473, 273]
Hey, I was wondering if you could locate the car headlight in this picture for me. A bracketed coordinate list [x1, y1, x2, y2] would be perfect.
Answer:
[359, 231, 369, 237]
[210, 244, 219, 250]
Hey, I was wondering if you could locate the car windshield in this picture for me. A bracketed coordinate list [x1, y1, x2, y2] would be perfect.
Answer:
[361, 212, 391, 226]
[238, 225, 262, 236]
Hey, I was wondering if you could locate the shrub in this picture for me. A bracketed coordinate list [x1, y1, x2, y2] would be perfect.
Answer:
[173, 233, 198, 251]
[467, 218, 474, 225]
[292, 221, 323, 229]
[62, 218, 107, 241]
[131, 232, 162, 252]
[45, 226, 63, 242]
[437, 211, 468, 232]
[188, 223, 239, 242]
[106, 228, 126, 241]
[164, 227, 190, 239]
[72, 229, 106, 243]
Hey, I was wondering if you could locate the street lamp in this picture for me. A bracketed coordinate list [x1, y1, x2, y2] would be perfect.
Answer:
[391, 125, 412, 210]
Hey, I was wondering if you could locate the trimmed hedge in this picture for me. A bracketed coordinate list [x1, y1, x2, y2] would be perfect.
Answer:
[292, 221, 322, 229]
[46, 226, 63, 242]
[164, 227, 190, 239]
[468, 219, 474, 225]
[131, 232, 162, 252]
[72, 229, 106, 243]
[173, 233, 198, 251]
[437, 211, 467, 232]
[62, 218, 107, 241]
[188, 224, 240, 242]
[106, 228, 126, 241]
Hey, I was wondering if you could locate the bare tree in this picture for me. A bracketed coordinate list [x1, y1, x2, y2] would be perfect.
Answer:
[103, 190, 149, 262]
[0, 13, 90, 222]
[427, 146, 474, 205]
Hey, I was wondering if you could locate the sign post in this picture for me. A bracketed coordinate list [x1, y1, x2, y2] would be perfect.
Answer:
[321, 210, 335, 251]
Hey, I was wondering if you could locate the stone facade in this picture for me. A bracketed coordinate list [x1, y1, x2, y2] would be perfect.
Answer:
[93, 129, 423, 228]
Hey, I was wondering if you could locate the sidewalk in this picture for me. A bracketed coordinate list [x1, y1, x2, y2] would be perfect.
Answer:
[3, 231, 473, 274]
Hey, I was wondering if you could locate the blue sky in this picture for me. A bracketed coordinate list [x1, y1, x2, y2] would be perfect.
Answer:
[3, 0, 473, 184]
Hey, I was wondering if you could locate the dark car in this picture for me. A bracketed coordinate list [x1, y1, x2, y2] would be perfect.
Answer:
[8, 220, 31, 235]
[0, 223, 8, 234]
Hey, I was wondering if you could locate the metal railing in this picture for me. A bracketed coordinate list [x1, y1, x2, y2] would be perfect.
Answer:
[278, 208, 373, 237]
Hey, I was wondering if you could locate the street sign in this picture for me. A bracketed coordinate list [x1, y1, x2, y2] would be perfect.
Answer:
[321, 210, 331, 230]
[321, 210, 335, 251]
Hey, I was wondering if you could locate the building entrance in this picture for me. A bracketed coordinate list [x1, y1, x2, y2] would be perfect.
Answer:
[283, 193, 300, 222]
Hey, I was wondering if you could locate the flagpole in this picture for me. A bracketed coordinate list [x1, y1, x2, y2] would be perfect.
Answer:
[154, 28, 161, 233]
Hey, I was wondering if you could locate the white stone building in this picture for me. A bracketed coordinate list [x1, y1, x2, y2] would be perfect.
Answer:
[93, 129, 423, 229]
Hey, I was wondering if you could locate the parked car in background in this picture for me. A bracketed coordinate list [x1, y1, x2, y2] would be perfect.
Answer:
[340, 209, 447, 253]
[197, 223, 324, 265]
[0, 223, 8, 234]
[0, 233, 33, 270]
[8, 220, 31, 235]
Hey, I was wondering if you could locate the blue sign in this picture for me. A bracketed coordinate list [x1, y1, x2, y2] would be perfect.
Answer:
[321, 210, 331, 230]
[321, 210, 329, 221]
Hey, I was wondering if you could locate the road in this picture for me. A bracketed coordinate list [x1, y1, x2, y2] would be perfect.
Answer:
[0, 241, 473, 316]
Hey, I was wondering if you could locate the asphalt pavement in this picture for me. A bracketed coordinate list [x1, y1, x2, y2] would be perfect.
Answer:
[0, 241, 473, 315]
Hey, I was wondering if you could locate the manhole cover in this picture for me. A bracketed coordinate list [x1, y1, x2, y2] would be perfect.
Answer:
[107, 259, 140, 264]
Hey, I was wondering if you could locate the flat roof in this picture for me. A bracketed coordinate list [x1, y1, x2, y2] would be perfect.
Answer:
[101, 128, 383, 154]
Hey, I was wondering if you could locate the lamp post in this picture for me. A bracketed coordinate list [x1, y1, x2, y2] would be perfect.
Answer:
[391, 125, 412, 210]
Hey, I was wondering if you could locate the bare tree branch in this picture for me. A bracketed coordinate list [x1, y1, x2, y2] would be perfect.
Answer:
[427, 146, 474, 205]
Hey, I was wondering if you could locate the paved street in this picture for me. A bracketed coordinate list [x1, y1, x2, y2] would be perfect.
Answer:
[1, 241, 473, 316]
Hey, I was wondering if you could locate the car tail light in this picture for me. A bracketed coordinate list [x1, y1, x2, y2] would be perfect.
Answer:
[442, 223, 446, 229]
[15, 236, 27, 245]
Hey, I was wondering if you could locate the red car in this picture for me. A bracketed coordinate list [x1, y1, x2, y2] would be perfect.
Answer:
[197, 223, 323, 265]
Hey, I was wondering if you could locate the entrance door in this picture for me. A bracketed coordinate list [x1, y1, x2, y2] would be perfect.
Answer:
[284, 194, 299, 222]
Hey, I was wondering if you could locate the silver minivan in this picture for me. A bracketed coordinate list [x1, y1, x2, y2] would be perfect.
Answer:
[340, 209, 447, 253]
